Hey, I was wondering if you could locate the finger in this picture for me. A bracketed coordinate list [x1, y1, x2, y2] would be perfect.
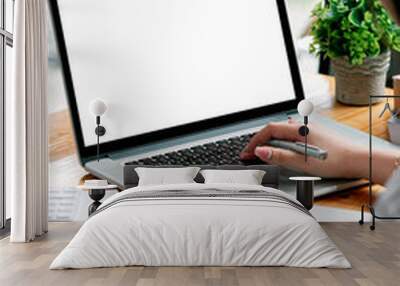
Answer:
[254, 146, 312, 172]
[240, 122, 302, 159]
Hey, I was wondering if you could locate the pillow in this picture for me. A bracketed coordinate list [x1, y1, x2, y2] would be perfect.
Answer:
[200, 169, 266, 185]
[135, 167, 201, 186]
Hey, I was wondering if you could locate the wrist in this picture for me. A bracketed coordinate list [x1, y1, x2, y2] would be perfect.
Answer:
[372, 150, 400, 185]
[346, 148, 400, 184]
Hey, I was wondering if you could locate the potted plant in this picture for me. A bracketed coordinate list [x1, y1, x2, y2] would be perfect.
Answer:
[310, 0, 400, 105]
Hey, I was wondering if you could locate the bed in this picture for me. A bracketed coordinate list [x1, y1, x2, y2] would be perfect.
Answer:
[50, 166, 350, 269]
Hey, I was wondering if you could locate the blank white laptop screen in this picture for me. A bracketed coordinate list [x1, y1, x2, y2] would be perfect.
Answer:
[58, 0, 297, 146]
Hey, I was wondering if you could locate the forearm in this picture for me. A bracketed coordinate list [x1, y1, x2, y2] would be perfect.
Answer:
[350, 148, 400, 185]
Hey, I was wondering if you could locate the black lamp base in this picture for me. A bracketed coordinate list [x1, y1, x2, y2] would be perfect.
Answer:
[298, 125, 309, 137]
[95, 125, 106, 136]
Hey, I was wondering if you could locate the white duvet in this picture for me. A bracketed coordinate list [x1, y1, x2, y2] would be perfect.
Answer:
[50, 183, 350, 269]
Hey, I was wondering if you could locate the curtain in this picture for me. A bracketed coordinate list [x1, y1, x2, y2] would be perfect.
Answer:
[8, 0, 48, 242]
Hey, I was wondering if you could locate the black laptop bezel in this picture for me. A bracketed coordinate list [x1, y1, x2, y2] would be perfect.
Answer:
[49, 0, 305, 164]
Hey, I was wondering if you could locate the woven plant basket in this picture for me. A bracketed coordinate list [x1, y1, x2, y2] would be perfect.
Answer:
[332, 51, 391, 105]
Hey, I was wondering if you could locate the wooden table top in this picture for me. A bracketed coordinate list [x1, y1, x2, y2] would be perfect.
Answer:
[315, 77, 393, 210]
[49, 75, 394, 210]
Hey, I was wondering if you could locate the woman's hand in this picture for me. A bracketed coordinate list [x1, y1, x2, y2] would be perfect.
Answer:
[240, 119, 369, 179]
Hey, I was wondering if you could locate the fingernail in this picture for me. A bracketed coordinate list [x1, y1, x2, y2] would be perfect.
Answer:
[255, 147, 272, 160]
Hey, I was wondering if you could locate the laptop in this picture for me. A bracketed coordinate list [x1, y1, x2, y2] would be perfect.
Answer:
[49, 0, 369, 196]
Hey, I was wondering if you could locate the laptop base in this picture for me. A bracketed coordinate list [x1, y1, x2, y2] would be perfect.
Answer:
[85, 113, 398, 197]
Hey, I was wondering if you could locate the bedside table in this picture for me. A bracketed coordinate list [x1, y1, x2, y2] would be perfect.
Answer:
[78, 183, 118, 215]
[289, 176, 321, 210]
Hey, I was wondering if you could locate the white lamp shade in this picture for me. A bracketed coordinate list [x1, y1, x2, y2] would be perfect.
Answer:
[89, 99, 107, 116]
[297, 99, 314, 117]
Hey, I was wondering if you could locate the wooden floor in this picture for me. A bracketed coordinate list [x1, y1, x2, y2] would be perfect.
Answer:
[1, 222, 399, 286]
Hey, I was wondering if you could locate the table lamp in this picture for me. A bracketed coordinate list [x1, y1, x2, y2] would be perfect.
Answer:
[289, 99, 320, 210]
[89, 99, 107, 162]
[297, 99, 314, 162]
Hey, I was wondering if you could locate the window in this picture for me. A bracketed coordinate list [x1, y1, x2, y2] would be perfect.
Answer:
[0, 0, 14, 232]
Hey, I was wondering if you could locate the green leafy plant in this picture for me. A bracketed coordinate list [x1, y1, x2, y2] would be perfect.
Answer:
[310, 0, 400, 65]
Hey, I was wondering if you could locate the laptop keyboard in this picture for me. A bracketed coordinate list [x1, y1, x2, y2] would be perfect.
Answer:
[125, 132, 264, 166]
